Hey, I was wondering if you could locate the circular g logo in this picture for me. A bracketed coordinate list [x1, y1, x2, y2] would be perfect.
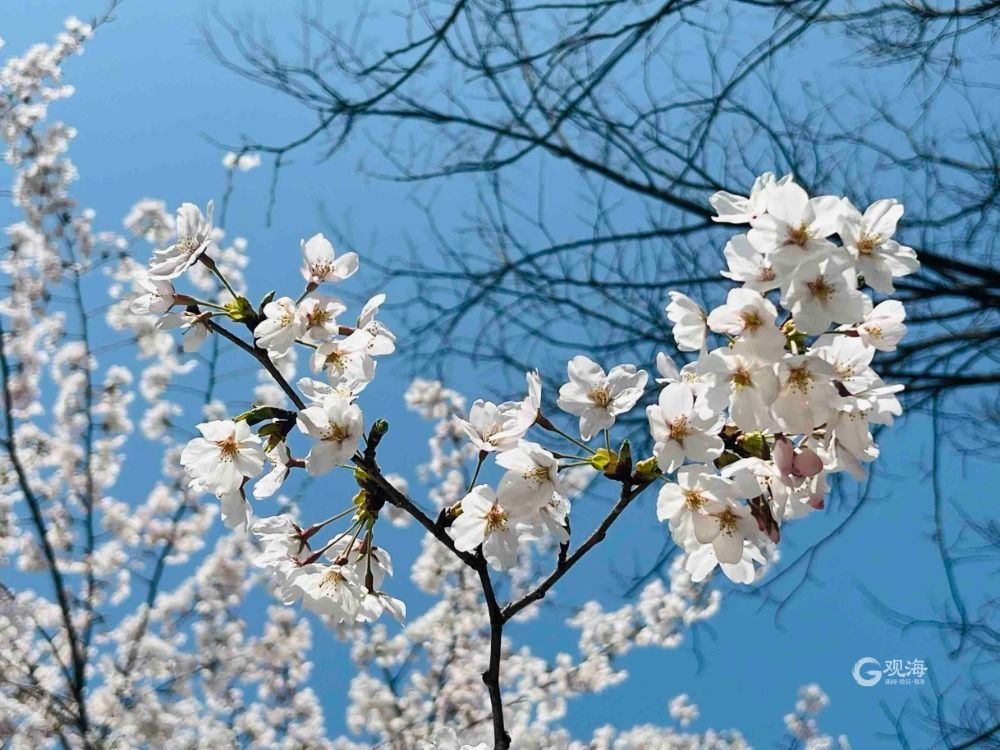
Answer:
[853, 657, 882, 687]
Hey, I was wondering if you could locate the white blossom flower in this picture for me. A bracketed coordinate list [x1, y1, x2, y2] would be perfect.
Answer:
[666, 292, 708, 351]
[219, 488, 252, 530]
[656, 464, 735, 550]
[655, 352, 713, 399]
[299, 294, 346, 341]
[296, 395, 364, 475]
[812, 334, 878, 395]
[300, 232, 359, 285]
[254, 296, 305, 355]
[710, 172, 789, 223]
[222, 151, 262, 171]
[669, 694, 700, 727]
[685, 533, 766, 584]
[496, 440, 563, 513]
[155, 310, 211, 352]
[251, 515, 306, 601]
[291, 562, 363, 622]
[556, 355, 648, 440]
[253, 441, 290, 498]
[721, 234, 780, 293]
[503, 369, 544, 440]
[449, 485, 527, 570]
[458, 399, 530, 453]
[706, 287, 785, 358]
[838, 198, 919, 292]
[148, 201, 214, 279]
[129, 271, 175, 314]
[359, 591, 407, 624]
[771, 354, 841, 435]
[701, 345, 779, 432]
[748, 181, 843, 274]
[780, 255, 867, 334]
[343, 293, 396, 356]
[539, 492, 571, 542]
[310, 337, 375, 391]
[647, 383, 724, 473]
[180, 419, 265, 496]
[855, 299, 906, 352]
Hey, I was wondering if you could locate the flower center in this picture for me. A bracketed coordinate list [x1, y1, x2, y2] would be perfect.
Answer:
[732, 365, 754, 389]
[717, 508, 740, 533]
[589, 386, 612, 408]
[175, 236, 200, 255]
[856, 233, 880, 255]
[485, 504, 508, 533]
[523, 466, 550, 486]
[668, 416, 691, 441]
[215, 433, 239, 461]
[324, 350, 346, 372]
[864, 324, 883, 339]
[787, 365, 813, 394]
[682, 489, 705, 511]
[741, 310, 762, 332]
[785, 221, 813, 247]
[755, 266, 776, 283]
[308, 308, 332, 327]
[310, 261, 333, 280]
[322, 423, 350, 442]
[320, 568, 346, 589]
[806, 275, 835, 302]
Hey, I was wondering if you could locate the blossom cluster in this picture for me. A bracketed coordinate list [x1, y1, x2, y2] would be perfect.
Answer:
[134, 172, 915, 646]
[0, 20, 332, 748]
[650, 174, 915, 581]
[131, 201, 406, 626]
[0, 16, 866, 748]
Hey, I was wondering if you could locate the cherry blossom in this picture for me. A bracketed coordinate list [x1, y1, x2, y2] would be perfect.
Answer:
[458, 399, 530, 452]
[296, 394, 363, 475]
[310, 337, 375, 390]
[0, 53, 903, 749]
[656, 464, 735, 549]
[129, 271, 175, 314]
[300, 232, 359, 285]
[254, 441, 290, 498]
[779, 255, 867, 334]
[748, 181, 842, 273]
[291, 562, 363, 622]
[556, 355, 648, 440]
[344, 293, 396, 356]
[148, 201, 214, 279]
[706, 287, 785, 357]
[721, 233, 780, 292]
[155, 310, 210, 351]
[771, 354, 841, 435]
[496, 440, 564, 513]
[838, 198, 919, 292]
[449, 485, 528, 570]
[254, 295, 305, 355]
[701, 345, 778, 431]
[710, 171, 789, 223]
[665, 291, 708, 351]
[180, 419, 265, 495]
[856, 299, 907, 351]
[647, 383, 724, 472]
[299, 294, 347, 341]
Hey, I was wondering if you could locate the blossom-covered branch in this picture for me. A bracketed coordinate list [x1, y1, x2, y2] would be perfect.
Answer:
[129, 165, 915, 747]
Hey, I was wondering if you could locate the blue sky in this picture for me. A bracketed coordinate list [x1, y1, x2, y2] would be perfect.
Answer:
[3, 1, 995, 746]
